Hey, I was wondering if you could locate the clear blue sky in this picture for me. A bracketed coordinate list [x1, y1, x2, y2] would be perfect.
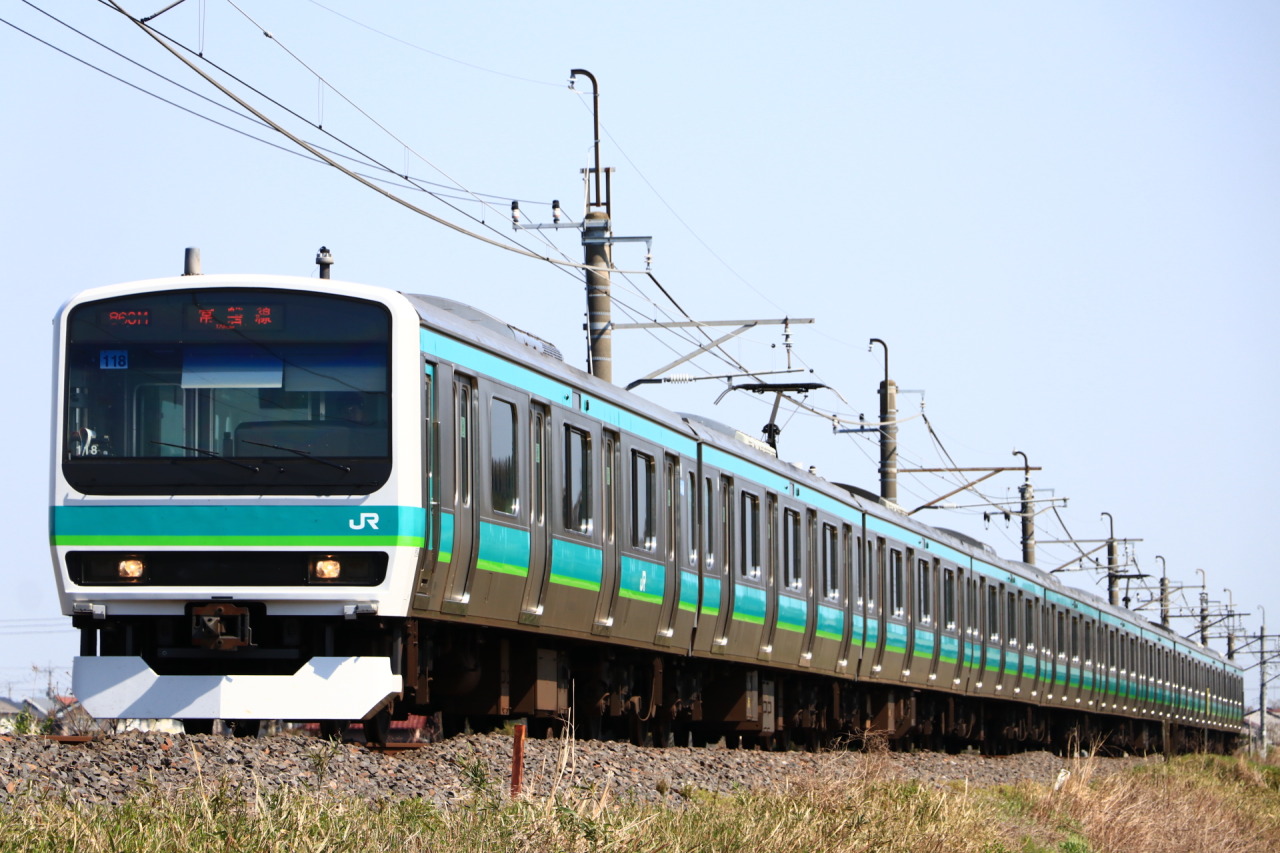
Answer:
[3, 1, 1277, 706]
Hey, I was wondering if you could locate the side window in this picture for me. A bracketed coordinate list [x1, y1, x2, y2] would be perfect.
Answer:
[821, 523, 840, 601]
[889, 549, 905, 616]
[1006, 592, 1017, 647]
[456, 382, 472, 505]
[916, 558, 932, 624]
[685, 471, 697, 565]
[703, 477, 717, 571]
[783, 509, 802, 588]
[986, 583, 1000, 642]
[489, 398, 517, 515]
[563, 426, 592, 534]
[868, 538, 883, 610]
[1025, 598, 1036, 650]
[740, 492, 761, 578]
[630, 450, 655, 551]
[532, 411, 545, 524]
[943, 567, 956, 630]
[966, 577, 979, 637]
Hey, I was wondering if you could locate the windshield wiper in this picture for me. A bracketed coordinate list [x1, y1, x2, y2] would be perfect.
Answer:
[149, 441, 260, 472]
[241, 439, 352, 472]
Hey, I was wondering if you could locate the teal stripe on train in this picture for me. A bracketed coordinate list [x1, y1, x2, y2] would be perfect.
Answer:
[816, 604, 843, 641]
[549, 539, 603, 591]
[620, 555, 664, 604]
[777, 594, 806, 633]
[51, 505, 426, 547]
[733, 584, 767, 625]
[477, 521, 530, 577]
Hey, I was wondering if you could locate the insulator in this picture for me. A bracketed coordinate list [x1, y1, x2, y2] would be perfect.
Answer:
[664, 374, 695, 384]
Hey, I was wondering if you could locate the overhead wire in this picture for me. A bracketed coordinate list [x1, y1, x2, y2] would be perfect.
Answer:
[90, 0, 655, 277]
[15, 1, 570, 207]
[302, 0, 563, 88]
[41, 4, 1059, 542]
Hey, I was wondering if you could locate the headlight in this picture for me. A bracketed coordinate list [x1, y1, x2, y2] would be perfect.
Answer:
[117, 558, 146, 580]
[308, 553, 381, 584]
[312, 556, 342, 581]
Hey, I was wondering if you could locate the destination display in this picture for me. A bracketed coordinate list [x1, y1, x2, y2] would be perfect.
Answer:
[185, 303, 284, 332]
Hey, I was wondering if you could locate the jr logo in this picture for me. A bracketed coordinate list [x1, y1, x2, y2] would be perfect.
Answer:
[349, 512, 380, 531]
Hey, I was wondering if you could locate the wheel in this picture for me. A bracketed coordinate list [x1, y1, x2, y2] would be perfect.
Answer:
[228, 719, 261, 738]
[319, 720, 346, 741]
[365, 708, 391, 746]
[182, 719, 215, 735]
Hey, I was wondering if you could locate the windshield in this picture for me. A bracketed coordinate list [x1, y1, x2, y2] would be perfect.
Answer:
[62, 287, 392, 495]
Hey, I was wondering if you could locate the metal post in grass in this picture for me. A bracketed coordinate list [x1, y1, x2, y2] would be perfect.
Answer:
[511, 723, 527, 796]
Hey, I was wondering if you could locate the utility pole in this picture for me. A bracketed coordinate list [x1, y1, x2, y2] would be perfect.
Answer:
[869, 338, 897, 504]
[1156, 555, 1169, 629]
[572, 69, 614, 384]
[1013, 450, 1035, 565]
[1102, 512, 1119, 606]
[1262, 608, 1269, 755]
[1200, 591, 1210, 646]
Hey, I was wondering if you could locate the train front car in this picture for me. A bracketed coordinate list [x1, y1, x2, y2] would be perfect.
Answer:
[51, 275, 425, 732]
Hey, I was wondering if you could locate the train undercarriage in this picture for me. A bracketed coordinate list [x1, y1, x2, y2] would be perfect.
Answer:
[74, 611, 1237, 755]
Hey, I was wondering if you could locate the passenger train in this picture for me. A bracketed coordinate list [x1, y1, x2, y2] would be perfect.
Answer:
[51, 266, 1244, 750]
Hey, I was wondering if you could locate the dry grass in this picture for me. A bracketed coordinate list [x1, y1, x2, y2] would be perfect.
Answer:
[989, 751, 1280, 853]
[1, 741, 1278, 853]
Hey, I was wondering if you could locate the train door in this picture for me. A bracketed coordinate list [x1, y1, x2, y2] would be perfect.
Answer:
[799, 510, 821, 666]
[899, 549, 917, 683]
[593, 429, 622, 633]
[442, 374, 478, 613]
[812, 522, 852, 672]
[710, 474, 735, 652]
[417, 358, 448, 612]
[759, 493, 780, 661]
[869, 538, 889, 677]
[918, 558, 942, 684]
[975, 579, 993, 692]
[519, 402, 552, 622]
[1003, 590, 1018, 694]
[1021, 596, 1037, 698]
[940, 565, 962, 689]
[836, 526, 859, 673]
[655, 454, 682, 643]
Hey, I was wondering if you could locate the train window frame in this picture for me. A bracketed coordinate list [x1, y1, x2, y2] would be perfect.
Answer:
[721, 476, 734, 577]
[965, 576, 979, 638]
[783, 508, 803, 589]
[703, 477, 717, 573]
[739, 491, 761, 579]
[563, 424, 593, 535]
[1023, 597, 1035, 652]
[916, 558, 932, 625]
[985, 582, 1000, 644]
[943, 567, 957, 631]
[888, 548, 905, 617]
[821, 522, 840, 602]
[629, 449, 656, 552]
[456, 381, 473, 507]
[684, 471, 697, 566]
[488, 397, 518, 516]
[1006, 591, 1018, 649]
